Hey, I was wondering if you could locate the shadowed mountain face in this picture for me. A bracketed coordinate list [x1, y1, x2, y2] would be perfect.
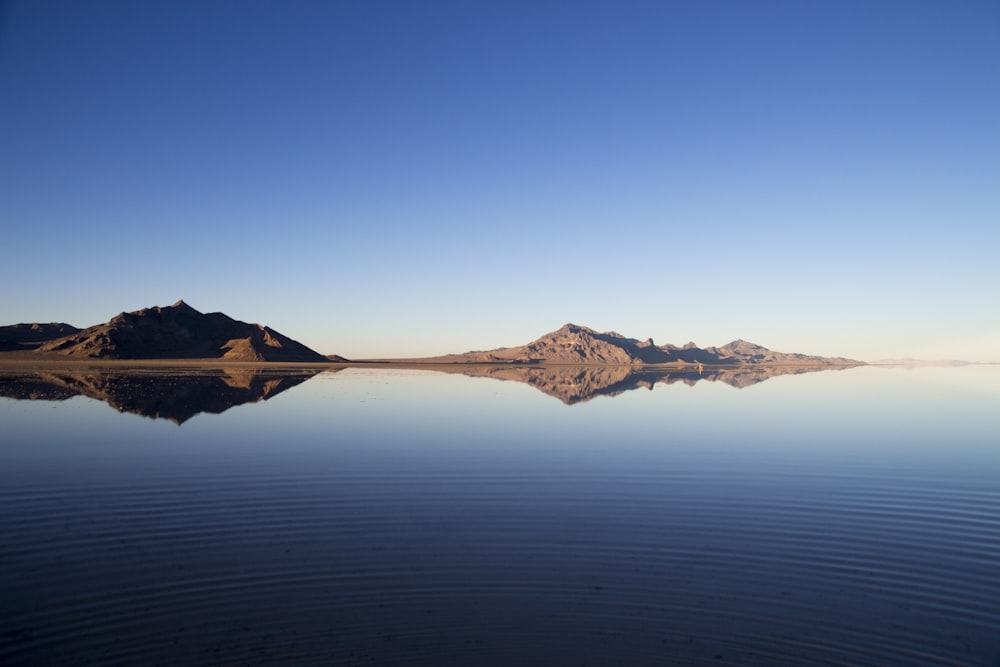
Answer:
[28, 301, 328, 362]
[0, 368, 323, 424]
[442, 364, 849, 404]
[430, 323, 862, 367]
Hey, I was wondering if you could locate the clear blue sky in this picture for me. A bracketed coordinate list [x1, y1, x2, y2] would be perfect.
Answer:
[2, 0, 998, 361]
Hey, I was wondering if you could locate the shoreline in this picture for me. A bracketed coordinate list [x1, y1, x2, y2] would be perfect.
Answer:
[0, 354, 866, 372]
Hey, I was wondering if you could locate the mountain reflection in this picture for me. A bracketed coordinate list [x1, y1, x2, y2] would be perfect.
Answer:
[0, 368, 322, 424]
[440, 364, 842, 404]
[0, 364, 855, 418]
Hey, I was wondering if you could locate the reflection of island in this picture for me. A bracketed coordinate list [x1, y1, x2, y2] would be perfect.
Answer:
[0, 368, 323, 424]
[438, 364, 849, 404]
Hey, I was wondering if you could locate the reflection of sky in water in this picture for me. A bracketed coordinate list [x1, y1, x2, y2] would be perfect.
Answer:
[284, 366, 999, 462]
[5, 365, 995, 484]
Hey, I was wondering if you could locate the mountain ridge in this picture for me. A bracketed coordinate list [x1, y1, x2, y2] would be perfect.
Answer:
[2, 309, 862, 366]
[415, 323, 862, 367]
[9, 300, 330, 362]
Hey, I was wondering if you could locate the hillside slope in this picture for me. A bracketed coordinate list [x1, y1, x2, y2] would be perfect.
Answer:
[33, 301, 329, 362]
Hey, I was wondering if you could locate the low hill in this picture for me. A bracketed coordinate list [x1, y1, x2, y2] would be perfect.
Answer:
[0, 323, 82, 351]
[424, 323, 861, 366]
[29, 300, 329, 362]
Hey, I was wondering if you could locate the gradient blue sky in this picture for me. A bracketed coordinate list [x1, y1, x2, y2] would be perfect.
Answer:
[2, 0, 998, 361]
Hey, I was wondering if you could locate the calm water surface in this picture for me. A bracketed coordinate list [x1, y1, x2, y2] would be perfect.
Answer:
[1, 365, 998, 665]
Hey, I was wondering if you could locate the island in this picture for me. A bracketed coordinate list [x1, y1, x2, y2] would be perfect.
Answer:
[0, 301, 870, 413]
[1, 302, 863, 370]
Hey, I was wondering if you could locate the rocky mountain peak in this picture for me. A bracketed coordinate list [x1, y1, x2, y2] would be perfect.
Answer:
[556, 323, 596, 336]
[721, 339, 769, 353]
[33, 302, 328, 362]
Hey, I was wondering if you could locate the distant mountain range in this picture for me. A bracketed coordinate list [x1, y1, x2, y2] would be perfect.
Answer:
[1, 304, 862, 366]
[413, 323, 862, 367]
[0, 300, 329, 362]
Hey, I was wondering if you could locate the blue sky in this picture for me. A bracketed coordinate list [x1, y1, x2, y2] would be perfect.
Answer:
[2, 0, 998, 361]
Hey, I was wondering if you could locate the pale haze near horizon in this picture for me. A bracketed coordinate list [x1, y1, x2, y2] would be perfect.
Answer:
[1, 1, 997, 362]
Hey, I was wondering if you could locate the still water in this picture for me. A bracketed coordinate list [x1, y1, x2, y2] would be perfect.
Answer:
[1, 364, 998, 665]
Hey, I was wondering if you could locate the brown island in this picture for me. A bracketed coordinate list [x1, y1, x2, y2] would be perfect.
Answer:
[0, 300, 866, 411]
[0, 300, 328, 364]
[0, 300, 864, 369]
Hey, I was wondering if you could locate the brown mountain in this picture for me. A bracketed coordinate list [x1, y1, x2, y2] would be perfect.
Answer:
[31, 300, 329, 362]
[691, 339, 860, 366]
[426, 323, 862, 367]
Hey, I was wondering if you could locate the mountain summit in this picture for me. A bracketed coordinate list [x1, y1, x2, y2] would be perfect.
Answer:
[32, 301, 328, 362]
